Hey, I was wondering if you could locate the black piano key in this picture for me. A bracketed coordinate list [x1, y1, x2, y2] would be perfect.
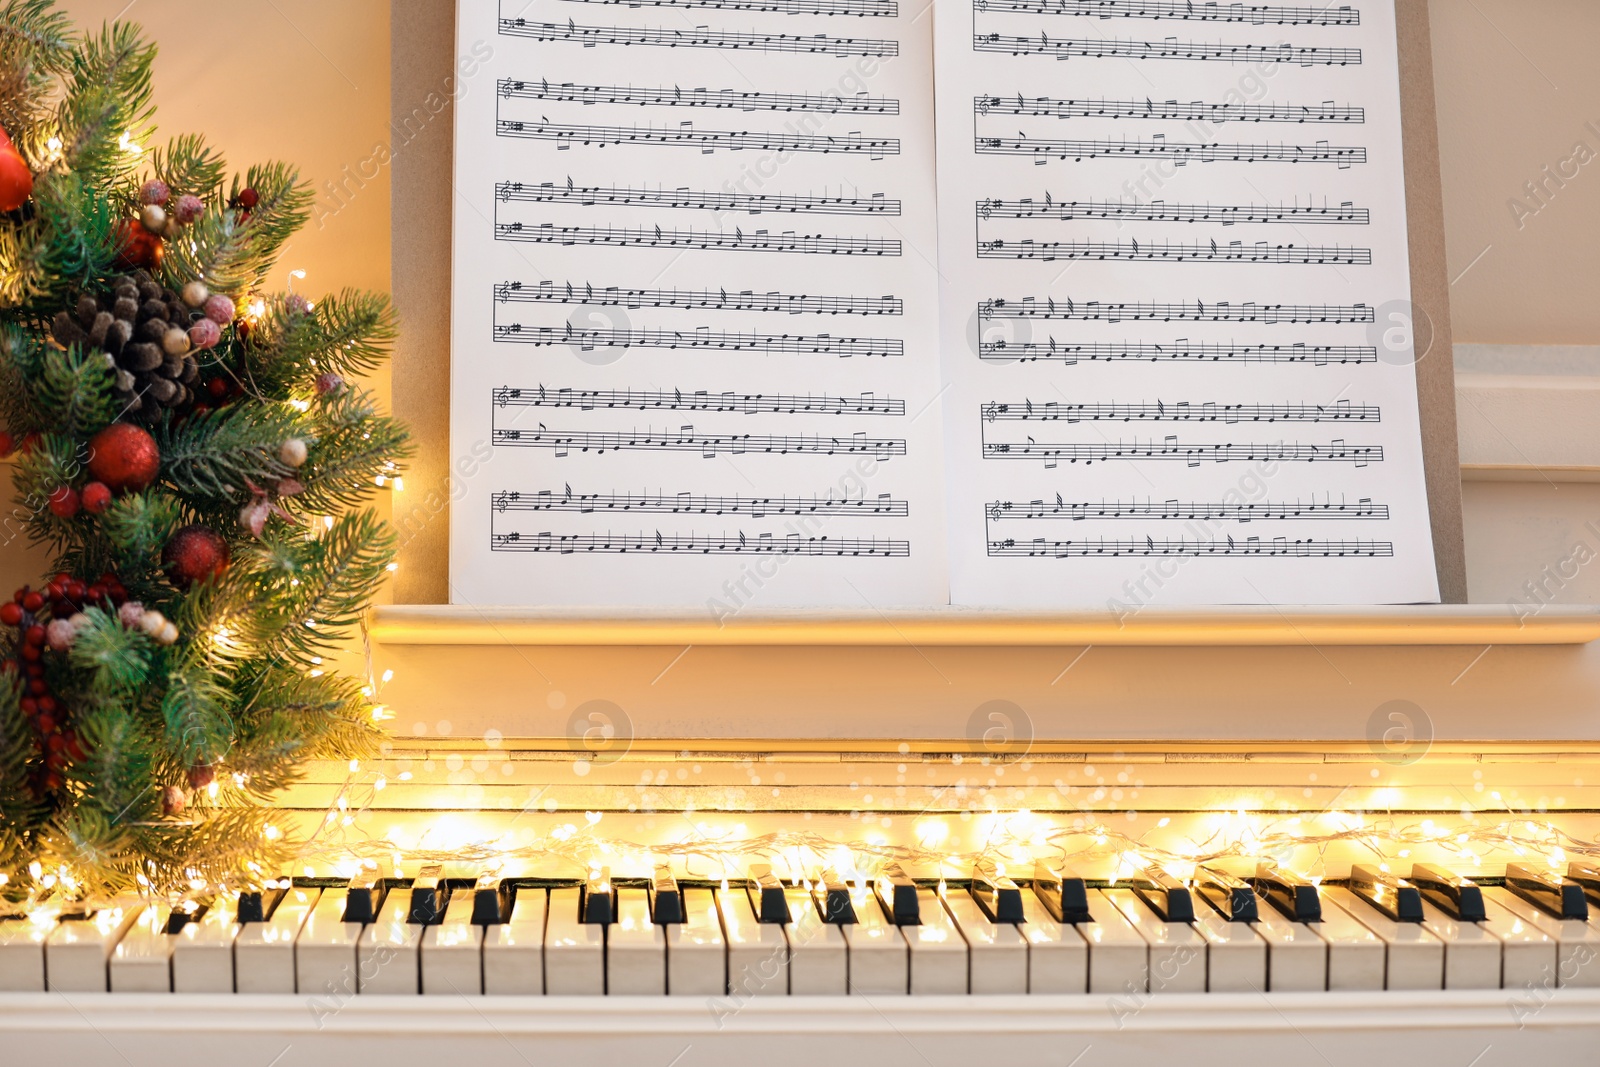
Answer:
[1349, 864, 1423, 922]
[1033, 860, 1091, 924]
[235, 883, 287, 925]
[164, 902, 205, 934]
[408, 863, 447, 925]
[1195, 868, 1258, 923]
[1134, 866, 1195, 923]
[1251, 864, 1321, 923]
[343, 868, 385, 924]
[1567, 863, 1600, 910]
[1509, 863, 1589, 920]
[582, 867, 615, 925]
[649, 865, 684, 925]
[747, 864, 789, 924]
[471, 872, 507, 925]
[875, 862, 920, 926]
[971, 859, 1025, 923]
[814, 868, 856, 924]
[1407, 863, 1486, 922]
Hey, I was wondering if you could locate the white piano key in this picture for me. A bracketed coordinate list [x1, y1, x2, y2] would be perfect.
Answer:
[666, 888, 725, 996]
[784, 888, 847, 995]
[905, 888, 968, 995]
[422, 892, 485, 996]
[0, 914, 53, 991]
[1478, 895, 1559, 992]
[608, 889, 666, 995]
[544, 887, 604, 994]
[1079, 889, 1149, 995]
[172, 897, 240, 994]
[46, 898, 144, 992]
[717, 886, 787, 997]
[1103, 889, 1206, 993]
[295, 888, 364, 998]
[941, 890, 1027, 994]
[1189, 898, 1266, 992]
[1322, 887, 1443, 990]
[1305, 890, 1386, 991]
[358, 887, 422, 994]
[1417, 899, 1501, 990]
[840, 888, 907, 995]
[482, 887, 545, 995]
[109, 904, 175, 992]
[1246, 894, 1326, 991]
[235, 887, 320, 993]
[1018, 890, 1088, 994]
[1483, 886, 1600, 989]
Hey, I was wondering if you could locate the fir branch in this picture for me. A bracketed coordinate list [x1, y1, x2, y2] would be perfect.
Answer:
[65, 700, 157, 830]
[8, 432, 85, 547]
[37, 803, 136, 890]
[242, 510, 395, 664]
[0, 324, 46, 431]
[54, 21, 155, 183]
[0, 675, 45, 834]
[149, 133, 225, 204]
[98, 488, 179, 583]
[0, 0, 73, 153]
[293, 388, 411, 514]
[245, 289, 398, 390]
[67, 607, 154, 701]
[158, 163, 312, 296]
[0, 170, 119, 310]
[162, 647, 233, 767]
[31, 341, 117, 437]
[153, 404, 298, 501]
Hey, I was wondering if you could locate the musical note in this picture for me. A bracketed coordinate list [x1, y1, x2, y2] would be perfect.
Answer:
[968, 0, 1360, 27]
[492, 531, 911, 556]
[979, 440, 1384, 464]
[493, 323, 902, 357]
[985, 538, 1393, 559]
[555, 0, 896, 17]
[497, 77, 900, 115]
[491, 488, 910, 517]
[973, 134, 1366, 165]
[971, 33, 1362, 65]
[499, 18, 899, 57]
[494, 179, 901, 217]
[493, 426, 908, 458]
[977, 340, 1377, 364]
[974, 196, 1368, 225]
[491, 384, 906, 415]
[976, 298, 1374, 324]
[498, 118, 899, 156]
[495, 222, 900, 256]
[975, 239, 1372, 265]
[971, 94, 1363, 124]
[493, 280, 903, 316]
[983, 498, 1391, 522]
[979, 400, 1379, 424]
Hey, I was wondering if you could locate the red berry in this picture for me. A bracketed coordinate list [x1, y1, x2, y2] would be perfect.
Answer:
[0, 602, 19, 625]
[37, 715, 56, 735]
[206, 377, 228, 399]
[36, 695, 54, 714]
[65, 735, 84, 761]
[47, 486, 79, 518]
[87, 584, 106, 604]
[21, 591, 42, 611]
[237, 187, 259, 209]
[45, 734, 64, 752]
[0, 431, 13, 457]
[65, 580, 85, 601]
[81, 482, 112, 514]
[17, 432, 38, 454]
[44, 581, 63, 600]
[24, 662, 41, 677]
[43, 756, 63, 775]
[19, 644, 38, 661]
[27, 678, 45, 696]
[43, 772, 61, 790]
[23, 624, 43, 646]
[19, 697, 35, 715]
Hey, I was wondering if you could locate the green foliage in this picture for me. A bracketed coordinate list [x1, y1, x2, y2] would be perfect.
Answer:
[0, 3, 409, 902]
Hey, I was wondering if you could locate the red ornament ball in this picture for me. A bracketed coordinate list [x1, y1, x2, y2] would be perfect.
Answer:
[0, 602, 20, 626]
[162, 524, 230, 589]
[0, 123, 32, 213]
[81, 481, 112, 514]
[46, 486, 79, 518]
[86, 423, 160, 492]
[112, 217, 163, 271]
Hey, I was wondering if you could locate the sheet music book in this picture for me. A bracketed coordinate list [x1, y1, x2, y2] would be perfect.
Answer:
[448, 0, 1441, 610]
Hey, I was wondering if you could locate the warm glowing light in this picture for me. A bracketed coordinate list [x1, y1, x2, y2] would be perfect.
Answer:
[118, 130, 141, 154]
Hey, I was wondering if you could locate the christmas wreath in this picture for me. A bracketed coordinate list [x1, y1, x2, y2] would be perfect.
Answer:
[0, 0, 410, 905]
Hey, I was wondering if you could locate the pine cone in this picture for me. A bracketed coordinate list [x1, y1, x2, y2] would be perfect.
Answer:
[52, 270, 201, 418]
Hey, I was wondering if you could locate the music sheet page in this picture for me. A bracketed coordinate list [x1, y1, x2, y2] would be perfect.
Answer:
[933, 0, 1441, 606]
[450, 0, 949, 609]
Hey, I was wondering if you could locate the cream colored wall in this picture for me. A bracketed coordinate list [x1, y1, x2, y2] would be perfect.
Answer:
[3, 1, 1598, 750]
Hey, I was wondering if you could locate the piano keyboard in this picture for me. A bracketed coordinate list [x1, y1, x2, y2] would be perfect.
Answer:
[6, 865, 1600, 997]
